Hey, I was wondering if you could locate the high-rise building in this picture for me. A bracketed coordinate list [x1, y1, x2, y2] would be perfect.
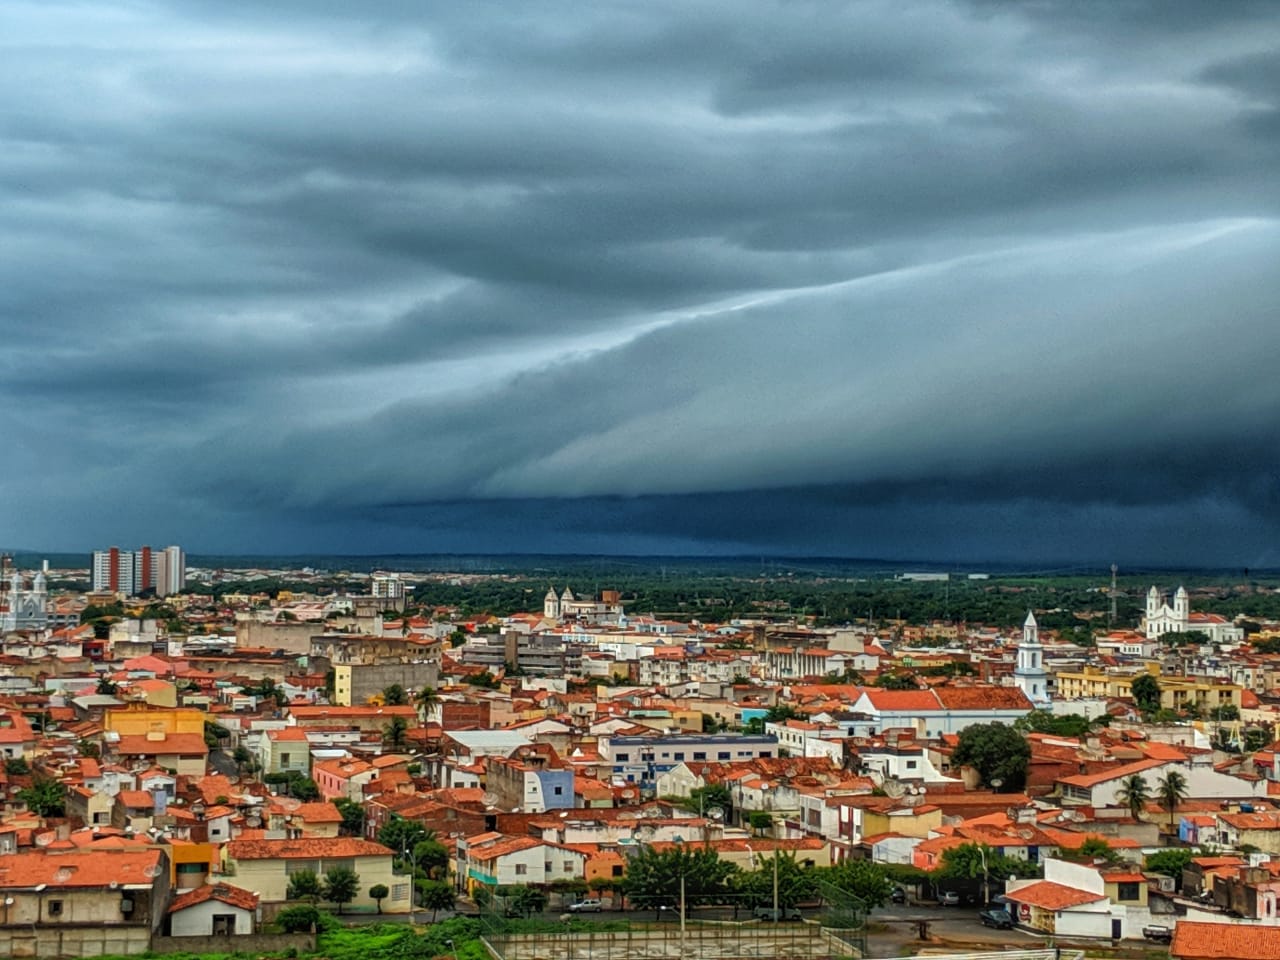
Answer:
[154, 545, 186, 597]
[91, 544, 184, 596]
[92, 547, 135, 595]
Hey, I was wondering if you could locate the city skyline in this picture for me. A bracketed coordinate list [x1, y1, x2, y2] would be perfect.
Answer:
[4, 2, 1279, 565]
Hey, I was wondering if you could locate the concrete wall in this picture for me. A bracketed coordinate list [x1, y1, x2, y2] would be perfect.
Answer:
[169, 899, 254, 936]
[153, 932, 316, 954]
[236, 621, 320, 654]
[0, 926, 152, 958]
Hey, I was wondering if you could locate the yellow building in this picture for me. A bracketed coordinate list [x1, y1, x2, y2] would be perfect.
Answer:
[105, 703, 208, 736]
[1055, 665, 1242, 713]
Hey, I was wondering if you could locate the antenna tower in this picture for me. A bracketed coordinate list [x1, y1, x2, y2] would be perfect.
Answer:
[1109, 564, 1118, 627]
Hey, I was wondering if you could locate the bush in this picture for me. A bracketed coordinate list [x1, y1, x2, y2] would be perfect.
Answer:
[277, 904, 322, 932]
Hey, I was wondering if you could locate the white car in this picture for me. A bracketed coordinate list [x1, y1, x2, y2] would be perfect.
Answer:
[568, 899, 603, 913]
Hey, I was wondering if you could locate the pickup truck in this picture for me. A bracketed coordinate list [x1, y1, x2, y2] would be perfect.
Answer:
[1142, 925, 1173, 943]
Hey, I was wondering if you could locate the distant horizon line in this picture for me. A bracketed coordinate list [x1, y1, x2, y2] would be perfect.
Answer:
[1, 547, 1272, 577]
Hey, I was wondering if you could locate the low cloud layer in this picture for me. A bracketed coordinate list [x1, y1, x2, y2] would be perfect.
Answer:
[3, 1, 1279, 564]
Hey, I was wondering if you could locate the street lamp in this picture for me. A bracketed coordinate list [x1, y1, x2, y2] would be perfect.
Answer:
[402, 841, 419, 925]
[445, 938, 460, 960]
[977, 845, 989, 908]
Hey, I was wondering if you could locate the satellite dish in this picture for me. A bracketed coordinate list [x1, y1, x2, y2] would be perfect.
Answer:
[35, 834, 53, 848]
[55, 868, 74, 882]
[143, 864, 163, 878]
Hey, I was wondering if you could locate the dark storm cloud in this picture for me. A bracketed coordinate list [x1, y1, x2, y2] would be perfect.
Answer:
[2, 0, 1279, 561]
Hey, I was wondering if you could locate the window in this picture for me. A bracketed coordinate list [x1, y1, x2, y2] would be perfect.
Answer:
[554, 786, 563, 796]
[281, 753, 291, 765]
[612, 865, 623, 877]
[545, 862, 552, 872]
[673, 752, 685, 761]
[615, 753, 629, 761]
[515, 864, 528, 876]
[392, 883, 411, 901]
[212, 914, 236, 936]
[564, 860, 574, 872]
[693, 752, 706, 761]
[47, 900, 63, 917]
[905, 760, 917, 770]
[1117, 882, 1140, 901]
[718, 752, 731, 760]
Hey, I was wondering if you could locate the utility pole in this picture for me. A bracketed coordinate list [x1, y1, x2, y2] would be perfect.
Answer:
[679, 873, 686, 960]
[1110, 564, 1118, 627]
[772, 850, 779, 918]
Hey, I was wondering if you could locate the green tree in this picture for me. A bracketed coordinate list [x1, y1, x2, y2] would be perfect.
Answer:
[826, 858, 894, 908]
[873, 673, 918, 690]
[335, 797, 365, 836]
[321, 866, 361, 914]
[1073, 837, 1119, 864]
[5, 757, 30, 775]
[233, 745, 254, 775]
[77, 739, 101, 759]
[382, 684, 408, 706]
[275, 904, 321, 932]
[1145, 849, 1192, 890]
[19, 778, 66, 817]
[763, 704, 804, 724]
[1130, 673, 1161, 714]
[414, 837, 450, 879]
[369, 883, 389, 914]
[287, 869, 322, 904]
[684, 783, 733, 818]
[95, 676, 118, 695]
[291, 777, 321, 802]
[1156, 770, 1189, 833]
[1014, 710, 1094, 738]
[414, 685, 439, 720]
[950, 722, 1030, 792]
[734, 852, 817, 911]
[378, 816, 432, 855]
[419, 879, 457, 920]
[496, 884, 547, 918]
[623, 845, 737, 916]
[935, 843, 1028, 881]
[383, 716, 409, 749]
[1116, 773, 1151, 820]
[748, 811, 774, 835]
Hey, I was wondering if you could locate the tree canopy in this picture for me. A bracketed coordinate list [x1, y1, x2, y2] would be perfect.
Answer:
[623, 845, 737, 913]
[949, 722, 1030, 792]
[1130, 673, 1161, 714]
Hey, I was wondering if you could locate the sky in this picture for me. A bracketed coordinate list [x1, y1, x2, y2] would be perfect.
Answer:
[3, 1, 1280, 565]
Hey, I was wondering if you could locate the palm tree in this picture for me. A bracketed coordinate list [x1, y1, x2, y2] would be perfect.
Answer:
[1116, 774, 1151, 820]
[384, 716, 409, 749]
[1157, 770, 1189, 834]
[414, 686, 439, 723]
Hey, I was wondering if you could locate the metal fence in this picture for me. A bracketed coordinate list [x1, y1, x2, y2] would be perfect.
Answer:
[483, 920, 856, 960]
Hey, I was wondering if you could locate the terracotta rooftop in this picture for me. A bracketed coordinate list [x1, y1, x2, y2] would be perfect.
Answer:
[169, 881, 259, 913]
[1005, 880, 1107, 911]
[226, 837, 392, 860]
[1171, 921, 1280, 960]
[0, 849, 164, 889]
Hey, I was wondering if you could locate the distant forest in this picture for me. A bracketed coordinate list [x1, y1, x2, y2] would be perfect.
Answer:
[12, 551, 1278, 629]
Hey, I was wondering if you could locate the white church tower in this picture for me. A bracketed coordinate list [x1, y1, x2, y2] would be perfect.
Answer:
[543, 587, 560, 620]
[1013, 610, 1051, 709]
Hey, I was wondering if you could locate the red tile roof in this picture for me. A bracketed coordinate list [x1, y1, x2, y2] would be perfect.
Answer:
[0, 849, 164, 888]
[114, 733, 208, 756]
[169, 881, 259, 913]
[1006, 880, 1107, 911]
[1171, 921, 1280, 960]
[225, 837, 392, 860]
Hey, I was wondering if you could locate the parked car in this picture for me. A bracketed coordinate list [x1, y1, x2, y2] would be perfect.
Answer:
[979, 909, 1014, 929]
[890, 887, 907, 904]
[937, 891, 960, 906]
[568, 899, 603, 913]
[1142, 925, 1173, 943]
[753, 906, 803, 922]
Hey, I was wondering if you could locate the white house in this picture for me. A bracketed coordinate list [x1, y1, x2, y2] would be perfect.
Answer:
[167, 883, 259, 937]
